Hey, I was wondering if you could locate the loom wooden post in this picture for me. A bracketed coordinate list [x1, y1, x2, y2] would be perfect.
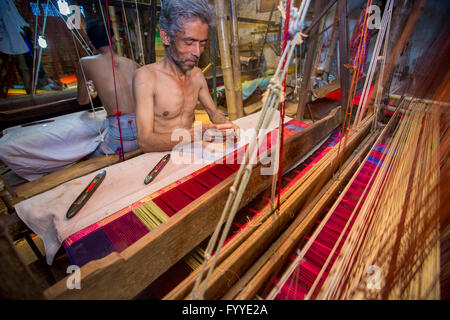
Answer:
[108, 5, 123, 57]
[0, 217, 45, 299]
[337, 0, 350, 120]
[229, 0, 244, 119]
[295, 0, 325, 121]
[214, 0, 238, 120]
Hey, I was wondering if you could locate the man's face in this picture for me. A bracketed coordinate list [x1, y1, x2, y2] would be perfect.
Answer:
[164, 17, 209, 73]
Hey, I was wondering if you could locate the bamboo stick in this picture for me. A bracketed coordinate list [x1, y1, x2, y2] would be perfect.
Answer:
[109, 5, 124, 56]
[229, 0, 244, 119]
[214, 0, 238, 120]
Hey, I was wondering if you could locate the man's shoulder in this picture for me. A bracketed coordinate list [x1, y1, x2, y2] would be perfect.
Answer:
[189, 67, 206, 81]
[117, 56, 140, 69]
[135, 62, 166, 78]
[133, 63, 160, 88]
[79, 54, 102, 65]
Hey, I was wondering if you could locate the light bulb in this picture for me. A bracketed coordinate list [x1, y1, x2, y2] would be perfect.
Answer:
[38, 36, 48, 49]
[58, 0, 71, 15]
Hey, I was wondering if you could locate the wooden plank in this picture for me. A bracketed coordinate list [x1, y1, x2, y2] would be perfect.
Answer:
[44, 107, 342, 300]
[312, 78, 340, 100]
[186, 115, 373, 300]
[14, 148, 143, 202]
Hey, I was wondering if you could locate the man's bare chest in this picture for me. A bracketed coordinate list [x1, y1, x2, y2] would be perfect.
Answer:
[153, 75, 200, 119]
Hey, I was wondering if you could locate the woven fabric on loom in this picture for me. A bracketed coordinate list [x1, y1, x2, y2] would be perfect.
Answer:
[273, 141, 390, 300]
[63, 119, 309, 267]
[63, 122, 344, 299]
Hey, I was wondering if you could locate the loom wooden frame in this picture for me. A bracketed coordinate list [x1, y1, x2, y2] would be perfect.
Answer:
[167, 114, 373, 300]
[37, 107, 342, 299]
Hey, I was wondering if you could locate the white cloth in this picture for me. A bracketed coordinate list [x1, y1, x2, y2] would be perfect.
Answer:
[0, 0, 29, 55]
[14, 111, 291, 264]
[0, 110, 107, 181]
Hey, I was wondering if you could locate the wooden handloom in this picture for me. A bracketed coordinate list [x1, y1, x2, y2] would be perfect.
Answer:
[2, 106, 348, 299]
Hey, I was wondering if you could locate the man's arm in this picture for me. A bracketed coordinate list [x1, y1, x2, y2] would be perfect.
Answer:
[196, 70, 239, 136]
[197, 71, 232, 124]
[76, 61, 90, 105]
[134, 68, 192, 152]
[77, 60, 98, 105]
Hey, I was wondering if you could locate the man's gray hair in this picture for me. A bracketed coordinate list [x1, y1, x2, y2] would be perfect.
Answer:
[160, 0, 216, 40]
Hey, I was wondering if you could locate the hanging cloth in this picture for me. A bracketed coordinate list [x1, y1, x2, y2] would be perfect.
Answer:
[0, 0, 30, 55]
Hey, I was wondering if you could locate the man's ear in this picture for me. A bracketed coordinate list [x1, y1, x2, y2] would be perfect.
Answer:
[160, 29, 171, 46]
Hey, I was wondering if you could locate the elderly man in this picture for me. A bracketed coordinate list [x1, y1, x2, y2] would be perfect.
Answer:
[134, 0, 238, 153]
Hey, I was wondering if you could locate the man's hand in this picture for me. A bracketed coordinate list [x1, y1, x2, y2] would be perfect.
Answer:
[203, 123, 240, 143]
[86, 80, 98, 99]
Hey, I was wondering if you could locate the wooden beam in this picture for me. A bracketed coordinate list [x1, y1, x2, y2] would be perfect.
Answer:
[14, 148, 143, 202]
[44, 108, 342, 299]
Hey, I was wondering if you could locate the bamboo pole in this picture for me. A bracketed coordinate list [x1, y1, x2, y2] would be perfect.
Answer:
[211, 29, 218, 107]
[134, 8, 144, 65]
[229, 0, 244, 119]
[108, 6, 124, 56]
[214, 0, 238, 120]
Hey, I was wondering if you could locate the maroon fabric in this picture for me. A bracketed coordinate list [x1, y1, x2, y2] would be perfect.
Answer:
[102, 211, 149, 252]
[177, 178, 209, 200]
